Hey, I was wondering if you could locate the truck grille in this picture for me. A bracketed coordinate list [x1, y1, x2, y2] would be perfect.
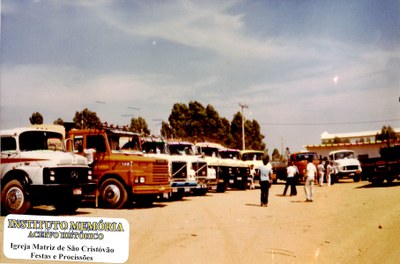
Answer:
[152, 162, 170, 184]
[193, 162, 208, 179]
[43, 167, 90, 184]
[171, 161, 187, 179]
[344, 165, 359, 171]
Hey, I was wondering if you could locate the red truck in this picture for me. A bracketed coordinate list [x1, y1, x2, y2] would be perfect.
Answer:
[67, 128, 171, 208]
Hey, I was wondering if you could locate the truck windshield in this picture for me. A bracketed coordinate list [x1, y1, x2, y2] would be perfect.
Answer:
[220, 151, 239, 159]
[169, 143, 196, 156]
[296, 153, 317, 161]
[241, 152, 263, 161]
[334, 151, 355, 159]
[19, 131, 64, 151]
[141, 141, 168, 154]
[198, 147, 219, 158]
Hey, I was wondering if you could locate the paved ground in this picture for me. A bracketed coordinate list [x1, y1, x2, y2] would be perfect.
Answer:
[1, 179, 400, 264]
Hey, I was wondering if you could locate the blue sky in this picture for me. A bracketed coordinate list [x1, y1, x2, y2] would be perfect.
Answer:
[1, 0, 399, 153]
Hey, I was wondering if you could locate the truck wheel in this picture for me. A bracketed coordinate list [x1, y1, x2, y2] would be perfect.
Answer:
[171, 189, 184, 200]
[216, 182, 227, 193]
[99, 179, 128, 209]
[239, 180, 247, 190]
[386, 177, 394, 184]
[353, 175, 361, 182]
[1, 180, 31, 215]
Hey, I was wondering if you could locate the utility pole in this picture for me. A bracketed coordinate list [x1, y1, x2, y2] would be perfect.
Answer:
[239, 103, 249, 150]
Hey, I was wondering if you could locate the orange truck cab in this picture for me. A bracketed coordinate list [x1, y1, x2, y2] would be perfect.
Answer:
[67, 128, 171, 208]
[289, 151, 319, 182]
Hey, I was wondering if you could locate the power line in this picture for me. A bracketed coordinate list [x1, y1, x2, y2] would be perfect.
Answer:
[260, 118, 400, 126]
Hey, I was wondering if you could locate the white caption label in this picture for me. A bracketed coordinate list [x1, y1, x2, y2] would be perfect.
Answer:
[3, 214, 129, 263]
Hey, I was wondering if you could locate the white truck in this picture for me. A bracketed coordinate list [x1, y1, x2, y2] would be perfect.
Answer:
[140, 137, 206, 199]
[196, 142, 231, 192]
[1, 126, 95, 215]
[240, 150, 266, 185]
[328, 150, 362, 182]
[219, 148, 250, 190]
[167, 141, 212, 195]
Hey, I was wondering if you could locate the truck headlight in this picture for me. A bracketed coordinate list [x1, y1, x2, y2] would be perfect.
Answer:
[88, 170, 93, 180]
[49, 170, 56, 181]
[135, 176, 146, 183]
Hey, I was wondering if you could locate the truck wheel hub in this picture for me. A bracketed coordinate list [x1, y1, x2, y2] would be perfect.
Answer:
[7, 187, 24, 210]
[103, 185, 121, 204]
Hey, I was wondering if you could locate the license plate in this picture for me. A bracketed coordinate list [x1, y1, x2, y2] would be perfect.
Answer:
[73, 188, 82, 195]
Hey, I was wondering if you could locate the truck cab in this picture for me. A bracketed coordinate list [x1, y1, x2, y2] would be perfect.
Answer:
[328, 150, 362, 182]
[240, 150, 266, 185]
[167, 141, 210, 195]
[219, 148, 250, 190]
[67, 128, 171, 208]
[1, 126, 95, 215]
[196, 142, 226, 192]
[140, 137, 199, 199]
[289, 151, 319, 182]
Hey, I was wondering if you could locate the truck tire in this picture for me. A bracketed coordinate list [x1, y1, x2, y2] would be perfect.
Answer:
[99, 178, 128, 209]
[353, 175, 361, 182]
[1, 180, 31, 215]
[171, 189, 184, 200]
[216, 182, 227, 193]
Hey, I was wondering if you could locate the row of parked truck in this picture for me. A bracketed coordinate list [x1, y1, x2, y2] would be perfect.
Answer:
[1, 125, 268, 215]
[1, 125, 398, 215]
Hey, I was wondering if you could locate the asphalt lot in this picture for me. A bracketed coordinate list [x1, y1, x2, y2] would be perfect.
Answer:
[1, 179, 400, 264]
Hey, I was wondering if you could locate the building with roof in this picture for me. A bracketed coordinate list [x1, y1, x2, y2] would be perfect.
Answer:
[305, 128, 400, 160]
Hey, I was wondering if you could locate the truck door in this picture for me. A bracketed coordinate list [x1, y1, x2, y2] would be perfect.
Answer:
[85, 135, 109, 177]
[0, 136, 20, 176]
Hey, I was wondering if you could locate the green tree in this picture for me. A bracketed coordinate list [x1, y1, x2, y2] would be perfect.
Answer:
[376, 125, 398, 146]
[160, 121, 173, 139]
[229, 112, 265, 150]
[187, 101, 207, 141]
[129, 117, 150, 136]
[73, 108, 101, 129]
[29, 112, 43, 125]
[53, 118, 64, 125]
[229, 112, 242, 149]
[246, 119, 266, 150]
[167, 101, 266, 149]
[168, 103, 190, 139]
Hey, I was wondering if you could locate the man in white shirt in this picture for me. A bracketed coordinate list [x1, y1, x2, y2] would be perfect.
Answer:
[258, 156, 273, 207]
[283, 161, 298, 196]
[304, 158, 317, 202]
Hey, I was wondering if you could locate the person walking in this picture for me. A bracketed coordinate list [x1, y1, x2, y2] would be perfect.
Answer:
[317, 160, 325, 187]
[258, 156, 273, 207]
[304, 157, 317, 202]
[283, 160, 298, 196]
[326, 161, 333, 186]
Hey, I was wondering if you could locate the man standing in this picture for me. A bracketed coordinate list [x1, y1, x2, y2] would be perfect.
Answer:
[326, 161, 333, 186]
[258, 156, 273, 207]
[283, 160, 298, 196]
[317, 161, 325, 187]
[304, 157, 317, 202]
